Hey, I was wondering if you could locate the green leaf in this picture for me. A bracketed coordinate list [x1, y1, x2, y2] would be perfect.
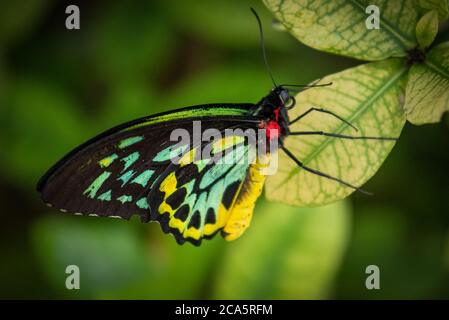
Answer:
[213, 199, 351, 299]
[416, 10, 439, 49]
[266, 58, 407, 206]
[418, 0, 449, 20]
[263, 0, 419, 61]
[405, 41, 449, 124]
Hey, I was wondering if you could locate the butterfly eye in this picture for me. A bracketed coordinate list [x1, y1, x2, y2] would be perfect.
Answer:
[279, 90, 290, 102]
[285, 96, 296, 110]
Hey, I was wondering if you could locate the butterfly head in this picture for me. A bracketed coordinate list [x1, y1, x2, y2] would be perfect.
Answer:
[261, 86, 295, 111]
[274, 86, 293, 107]
[251, 86, 292, 141]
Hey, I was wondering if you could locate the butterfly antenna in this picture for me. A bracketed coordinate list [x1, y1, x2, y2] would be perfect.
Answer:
[283, 82, 333, 88]
[251, 8, 277, 87]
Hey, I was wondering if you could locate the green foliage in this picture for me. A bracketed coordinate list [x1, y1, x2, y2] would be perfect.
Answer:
[267, 59, 407, 206]
[214, 200, 350, 299]
[263, 0, 420, 61]
[418, 0, 449, 20]
[261, 0, 449, 204]
[405, 41, 449, 124]
[416, 10, 439, 50]
[264, 0, 449, 127]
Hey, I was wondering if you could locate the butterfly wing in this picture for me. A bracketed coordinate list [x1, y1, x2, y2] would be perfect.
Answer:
[147, 134, 270, 245]
[38, 104, 257, 222]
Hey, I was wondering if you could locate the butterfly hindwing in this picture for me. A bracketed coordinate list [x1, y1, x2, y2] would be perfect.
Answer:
[147, 134, 265, 245]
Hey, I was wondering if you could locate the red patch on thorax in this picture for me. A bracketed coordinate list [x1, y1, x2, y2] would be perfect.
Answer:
[260, 107, 281, 141]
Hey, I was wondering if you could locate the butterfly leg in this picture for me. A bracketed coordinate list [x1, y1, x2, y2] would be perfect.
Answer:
[289, 107, 358, 131]
[280, 145, 372, 195]
[289, 131, 398, 141]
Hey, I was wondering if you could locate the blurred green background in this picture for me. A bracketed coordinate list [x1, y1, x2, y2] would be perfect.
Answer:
[1, 0, 449, 299]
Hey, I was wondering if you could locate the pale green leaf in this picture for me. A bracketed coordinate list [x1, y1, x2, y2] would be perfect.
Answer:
[213, 200, 351, 299]
[405, 41, 449, 124]
[266, 59, 407, 206]
[416, 10, 439, 49]
[263, 0, 419, 61]
[418, 0, 449, 20]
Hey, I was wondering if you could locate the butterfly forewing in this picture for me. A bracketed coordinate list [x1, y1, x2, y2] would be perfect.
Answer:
[40, 123, 187, 220]
[38, 104, 257, 224]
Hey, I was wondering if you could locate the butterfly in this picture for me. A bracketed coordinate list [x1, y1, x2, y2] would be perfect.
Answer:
[37, 9, 396, 246]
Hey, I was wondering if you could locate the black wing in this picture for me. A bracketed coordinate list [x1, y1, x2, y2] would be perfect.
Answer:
[37, 103, 259, 222]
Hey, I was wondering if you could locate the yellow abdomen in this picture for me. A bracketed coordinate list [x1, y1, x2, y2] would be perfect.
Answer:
[223, 156, 269, 241]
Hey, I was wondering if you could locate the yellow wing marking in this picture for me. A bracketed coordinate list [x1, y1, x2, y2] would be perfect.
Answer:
[158, 171, 177, 216]
[98, 154, 118, 168]
[204, 203, 231, 236]
[212, 135, 245, 154]
[168, 216, 185, 231]
[223, 155, 269, 241]
[179, 148, 197, 167]
[184, 227, 202, 240]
